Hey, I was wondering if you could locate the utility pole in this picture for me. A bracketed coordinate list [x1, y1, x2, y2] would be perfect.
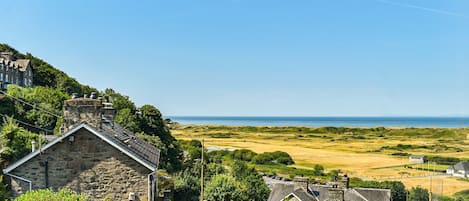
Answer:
[200, 139, 204, 201]
[428, 161, 432, 201]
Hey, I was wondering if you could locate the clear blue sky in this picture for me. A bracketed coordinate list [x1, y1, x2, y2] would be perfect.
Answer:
[2, 0, 468, 116]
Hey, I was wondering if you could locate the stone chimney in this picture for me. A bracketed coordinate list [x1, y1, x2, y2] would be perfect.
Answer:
[60, 92, 115, 133]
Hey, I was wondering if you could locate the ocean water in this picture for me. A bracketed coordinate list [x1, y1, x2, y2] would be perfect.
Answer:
[167, 116, 469, 128]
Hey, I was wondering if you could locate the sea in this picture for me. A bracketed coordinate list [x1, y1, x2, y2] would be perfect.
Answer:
[167, 116, 469, 128]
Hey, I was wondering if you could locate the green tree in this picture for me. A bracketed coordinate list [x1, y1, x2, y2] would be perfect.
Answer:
[379, 181, 406, 201]
[138, 104, 183, 171]
[240, 175, 270, 201]
[204, 174, 243, 201]
[114, 108, 139, 132]
[0, 117, 44, 162]
[231, 160, 255, 180]
[409, 186, 429, 201]
[313, 164, 325, 176]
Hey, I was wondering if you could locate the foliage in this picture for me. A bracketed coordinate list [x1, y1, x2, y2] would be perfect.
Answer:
[114, 108, 139, 132]
[204, 174, 243, 201]
[0, 117, 44, 162]
[454, 189, 469, 201]
[231, 149, 257, 162]
[313, 164, 325, 176]
[0, 175, 8, 201]
[173, 169, 200, 201]
[252, 151, 294, 165]
[2, 85, 69, 134]
[14, 188, 88, 201]
[408, 186, 429, 201]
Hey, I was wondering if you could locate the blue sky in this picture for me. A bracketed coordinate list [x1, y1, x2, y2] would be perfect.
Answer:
[1, 0, 468, 116]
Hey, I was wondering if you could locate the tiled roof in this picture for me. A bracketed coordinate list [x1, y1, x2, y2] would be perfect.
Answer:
[100, 121, 160, 168]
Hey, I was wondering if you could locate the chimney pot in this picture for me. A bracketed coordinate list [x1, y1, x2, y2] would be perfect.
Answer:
[31, 141, 36, 152]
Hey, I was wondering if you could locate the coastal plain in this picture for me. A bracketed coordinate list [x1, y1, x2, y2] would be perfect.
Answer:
[171, 125, 469, 196]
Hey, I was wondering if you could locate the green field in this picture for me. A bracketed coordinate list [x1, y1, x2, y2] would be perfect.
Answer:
[172, 125, 469, 196]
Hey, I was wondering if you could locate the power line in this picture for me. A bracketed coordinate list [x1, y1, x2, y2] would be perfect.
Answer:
[0, 113, 54, 134]
[0, 90, 62, 118]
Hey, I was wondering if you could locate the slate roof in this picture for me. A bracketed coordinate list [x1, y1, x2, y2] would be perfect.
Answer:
[3, 123, 161, 173]
[100, 121, 160, 168]
[268, 183, 316, 201]
[268, 183, 391, 201]
[448, 161, 469, 171]
[0, 58, 31, 72]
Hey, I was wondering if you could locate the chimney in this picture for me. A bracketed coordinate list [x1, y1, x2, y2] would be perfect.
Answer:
[60, 92, 104, 133]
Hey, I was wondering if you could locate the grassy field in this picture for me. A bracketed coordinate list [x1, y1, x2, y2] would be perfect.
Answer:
[172, 125, 469, 196]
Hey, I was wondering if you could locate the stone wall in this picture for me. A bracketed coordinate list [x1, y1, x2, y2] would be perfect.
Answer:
[10, 128, 152, 201]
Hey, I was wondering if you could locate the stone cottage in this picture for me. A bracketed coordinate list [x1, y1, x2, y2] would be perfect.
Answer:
[0, 51, 33, 89]
[2, 94, 160, 201]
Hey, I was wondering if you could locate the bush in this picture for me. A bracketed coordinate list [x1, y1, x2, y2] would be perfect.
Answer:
[231, 149, 257, 162]
[252, 151, 294, 165]
[409, 186, 429, 201]
[15, 189, 88, 201]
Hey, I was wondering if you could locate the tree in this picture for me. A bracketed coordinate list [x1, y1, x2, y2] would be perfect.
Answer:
[231, 161, 255, 180]
[409, 186, 429, 201]
[114, 108, 139, 132]
[380, 181, 406, 201]
[204, 174, 243, 201]
[0, 117, 44, 162]
[313, 164, 325, 176]
[138, 104, 183, 171]
[240, 175, 270, 201]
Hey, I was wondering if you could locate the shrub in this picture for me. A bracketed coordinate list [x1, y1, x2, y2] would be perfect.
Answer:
[231, 149, 257, 162]
[252, 151, 294, 165]
[15, 188, 88, 201]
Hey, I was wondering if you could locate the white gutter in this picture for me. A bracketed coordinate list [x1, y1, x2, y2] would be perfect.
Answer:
[5, 173, 32, 191]
[148, 171, 158, 201]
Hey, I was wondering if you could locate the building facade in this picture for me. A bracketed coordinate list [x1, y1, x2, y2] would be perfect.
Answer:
[2, 95, 160, 201]
[0, 51, 33, 89]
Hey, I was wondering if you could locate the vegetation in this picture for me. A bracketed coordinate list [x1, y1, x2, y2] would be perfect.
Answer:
[173, 125, 469, 197]
[173, 140, 270, 201]
[0, 175, 8, 201]
[0, 117, 44, 162]
[408, 186, 429, 201]
[252, 151, 294, 165]
[14, 188, 88, 201]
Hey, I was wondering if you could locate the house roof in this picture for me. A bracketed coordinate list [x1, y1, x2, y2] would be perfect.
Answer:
[269, 183, 391, 201]
[0, 58, 31, 72]
[449, 161, 469, 171]
[268, 183, 316, 201]
[3, 123, 160, 174]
